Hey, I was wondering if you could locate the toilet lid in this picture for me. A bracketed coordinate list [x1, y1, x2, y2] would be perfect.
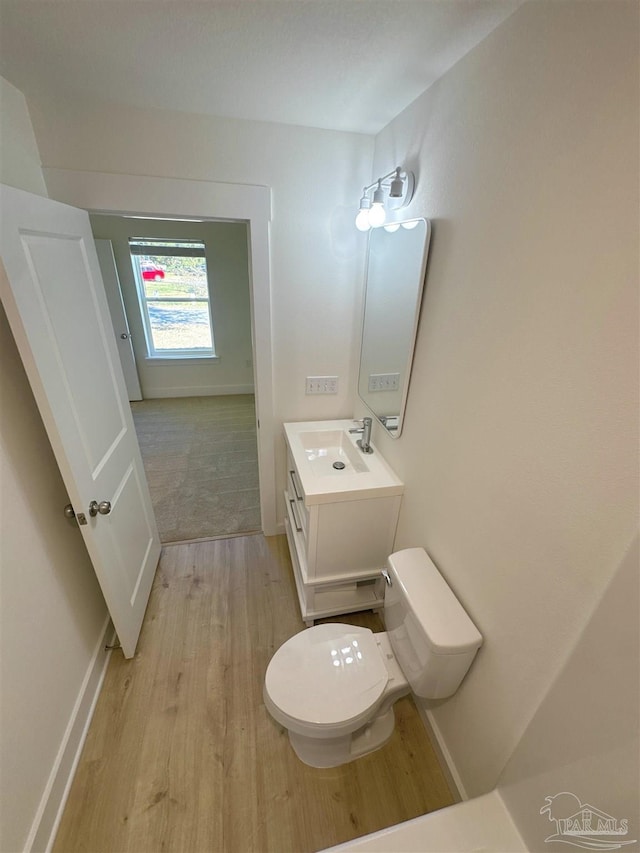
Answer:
[265, 624, 388, 727]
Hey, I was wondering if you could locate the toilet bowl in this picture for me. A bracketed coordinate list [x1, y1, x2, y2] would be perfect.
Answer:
[264, 623, 409, 767]
[264, 547, 483, 768]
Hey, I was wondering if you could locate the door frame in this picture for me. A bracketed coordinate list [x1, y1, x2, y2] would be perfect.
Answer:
[44, 168, 277, 535]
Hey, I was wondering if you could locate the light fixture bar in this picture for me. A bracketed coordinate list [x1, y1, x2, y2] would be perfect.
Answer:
[361, 168, 404, 195]
[355, 166, 415, 231]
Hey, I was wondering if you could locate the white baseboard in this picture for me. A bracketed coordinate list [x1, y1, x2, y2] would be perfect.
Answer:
[26, 617, 114, 853]
[415, 699, 468, 803]
[143, 384, 255, 398]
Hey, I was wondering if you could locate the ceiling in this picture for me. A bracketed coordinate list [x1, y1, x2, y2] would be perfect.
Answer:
[0, 1, 521, 135]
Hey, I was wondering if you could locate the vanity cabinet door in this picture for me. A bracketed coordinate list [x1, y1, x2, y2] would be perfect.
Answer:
[313, 497, 401, 578]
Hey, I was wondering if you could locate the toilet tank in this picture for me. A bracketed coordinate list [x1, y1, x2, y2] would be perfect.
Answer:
[384, 548, 483, 699]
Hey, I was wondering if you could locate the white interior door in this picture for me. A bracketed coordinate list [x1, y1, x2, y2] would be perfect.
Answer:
[0, 184, 161, 658]
[94, 238, 143, 401]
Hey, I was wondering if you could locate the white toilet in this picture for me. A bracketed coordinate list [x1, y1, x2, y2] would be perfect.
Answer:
[264, 547, 483, 768]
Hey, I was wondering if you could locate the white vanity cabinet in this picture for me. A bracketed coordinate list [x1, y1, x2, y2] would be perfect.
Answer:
[283, 421, 404, 626]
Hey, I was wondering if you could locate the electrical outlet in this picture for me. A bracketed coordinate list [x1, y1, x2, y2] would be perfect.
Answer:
[368, 373, 400, 392]
[306, 376, 339, 394]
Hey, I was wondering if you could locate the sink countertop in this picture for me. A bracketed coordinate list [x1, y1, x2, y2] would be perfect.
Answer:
[284, 420, 404, 505]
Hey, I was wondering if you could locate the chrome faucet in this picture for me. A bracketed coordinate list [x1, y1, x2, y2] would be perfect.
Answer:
[349, 417, 374, 454]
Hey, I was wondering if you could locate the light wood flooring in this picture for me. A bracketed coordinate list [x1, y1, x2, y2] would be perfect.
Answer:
[131, 395, 260, 543]
[54, 535, 454, 853]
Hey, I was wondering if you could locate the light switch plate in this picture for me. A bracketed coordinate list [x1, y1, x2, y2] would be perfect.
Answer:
[368, 373, 400, 392]
[306, 376, 339, 394]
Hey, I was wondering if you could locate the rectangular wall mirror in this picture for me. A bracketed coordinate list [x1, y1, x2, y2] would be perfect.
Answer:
[357, 218, 431, 437]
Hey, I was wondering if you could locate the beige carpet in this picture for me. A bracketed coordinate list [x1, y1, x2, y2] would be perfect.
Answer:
[131, 395, 261, 543]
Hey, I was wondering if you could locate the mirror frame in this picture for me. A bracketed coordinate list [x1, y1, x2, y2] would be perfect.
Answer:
[357, 217, 431, 437]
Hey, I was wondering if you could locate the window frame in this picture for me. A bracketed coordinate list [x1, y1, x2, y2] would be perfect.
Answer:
[129, 238, 216, 360]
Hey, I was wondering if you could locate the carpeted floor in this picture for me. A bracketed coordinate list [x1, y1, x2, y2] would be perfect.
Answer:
[131, 395, 261, 543]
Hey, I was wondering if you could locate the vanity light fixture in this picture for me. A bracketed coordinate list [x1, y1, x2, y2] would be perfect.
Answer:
[355, 166, 415, 232]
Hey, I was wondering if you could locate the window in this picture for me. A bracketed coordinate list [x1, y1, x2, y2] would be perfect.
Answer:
[129, 238, 216, 359]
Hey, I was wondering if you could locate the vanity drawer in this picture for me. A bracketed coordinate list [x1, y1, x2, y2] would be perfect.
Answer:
[287, 450, 309, 537]
[285, 489, 305, 540]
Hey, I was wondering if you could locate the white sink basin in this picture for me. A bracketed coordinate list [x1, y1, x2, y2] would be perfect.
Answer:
[284, 420, 404, 505]
[300, 429, 370, 476]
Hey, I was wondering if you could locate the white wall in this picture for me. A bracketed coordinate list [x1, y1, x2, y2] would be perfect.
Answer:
[359, 0, 638, 797]
[89, 215, 254, 398]
[0, 77, 109, 852]
[25, 96, 374, 503]
[0, 77, 48, 197]
[498, 533, 639, 850]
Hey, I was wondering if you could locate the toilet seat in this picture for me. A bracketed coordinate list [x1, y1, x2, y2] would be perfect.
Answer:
[264, 623, 389, 737]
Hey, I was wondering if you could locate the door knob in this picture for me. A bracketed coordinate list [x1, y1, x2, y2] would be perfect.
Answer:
[89, 500, 112, 517]
[64, 503, 87, 525]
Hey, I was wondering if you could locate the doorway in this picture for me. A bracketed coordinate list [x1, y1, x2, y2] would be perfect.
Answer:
[90, 213, 261, 542]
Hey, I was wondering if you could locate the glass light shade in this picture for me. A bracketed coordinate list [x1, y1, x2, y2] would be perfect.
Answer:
[355, 209, 371, 231]
[368, 203, 386, 228]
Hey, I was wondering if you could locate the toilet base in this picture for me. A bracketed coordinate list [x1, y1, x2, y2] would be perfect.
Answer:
[288, 708, 396, 768]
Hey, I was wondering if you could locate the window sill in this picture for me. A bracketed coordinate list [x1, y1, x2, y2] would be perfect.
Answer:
[144, 355, 219, 366]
